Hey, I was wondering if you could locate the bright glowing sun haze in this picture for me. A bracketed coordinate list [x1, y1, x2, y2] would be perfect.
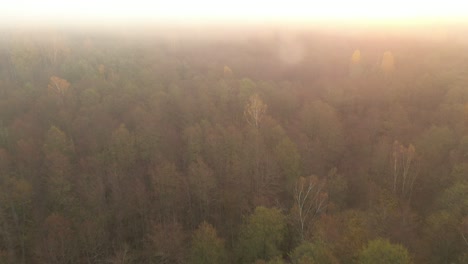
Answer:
[2, 0, 468, 26]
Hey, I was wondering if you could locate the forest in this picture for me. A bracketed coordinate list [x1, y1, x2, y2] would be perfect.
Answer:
[0, 26, 467, 264]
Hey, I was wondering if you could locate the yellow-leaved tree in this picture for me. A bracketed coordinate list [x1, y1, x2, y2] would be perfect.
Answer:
[381, 51, 395, 75]
[351, 49, 361, 64]
[349, 49, 363, 77]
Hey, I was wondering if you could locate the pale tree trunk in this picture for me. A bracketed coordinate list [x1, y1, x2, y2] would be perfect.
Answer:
[294, 176, 327, 240]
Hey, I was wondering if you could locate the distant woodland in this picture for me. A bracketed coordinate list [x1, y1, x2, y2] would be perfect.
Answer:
[0, 27, 467, 264]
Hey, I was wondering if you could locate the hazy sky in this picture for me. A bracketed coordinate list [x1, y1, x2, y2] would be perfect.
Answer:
[2, 0, 468, 27]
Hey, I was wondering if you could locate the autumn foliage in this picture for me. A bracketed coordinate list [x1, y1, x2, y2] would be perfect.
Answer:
[0, 29, 466, 263]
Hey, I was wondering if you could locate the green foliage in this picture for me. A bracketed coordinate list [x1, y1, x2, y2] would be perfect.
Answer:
[237, 207, 286, 263]
[239, 78, 257, 101]
[424, 181, 468, 263]
[425, 211, 462, 263]
[290, 241, 339, 264]
[435, 180, 468, 213]
[358, 239, 412, 264]
[190, 222, 226, 264]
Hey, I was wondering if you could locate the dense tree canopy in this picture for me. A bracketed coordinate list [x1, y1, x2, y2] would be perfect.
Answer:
[358, 239, 412, 264]
[0, 26, 466, 263]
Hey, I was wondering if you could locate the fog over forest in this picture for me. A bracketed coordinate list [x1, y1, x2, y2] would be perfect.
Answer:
[0, 19, 467, 264]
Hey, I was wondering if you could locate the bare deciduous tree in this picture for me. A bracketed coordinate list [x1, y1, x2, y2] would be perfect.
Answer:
[392, 141, 418, 201]
[461, 216, 468, 248]
[293, 176, 328, 240]
[244, 94, 267, 129]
